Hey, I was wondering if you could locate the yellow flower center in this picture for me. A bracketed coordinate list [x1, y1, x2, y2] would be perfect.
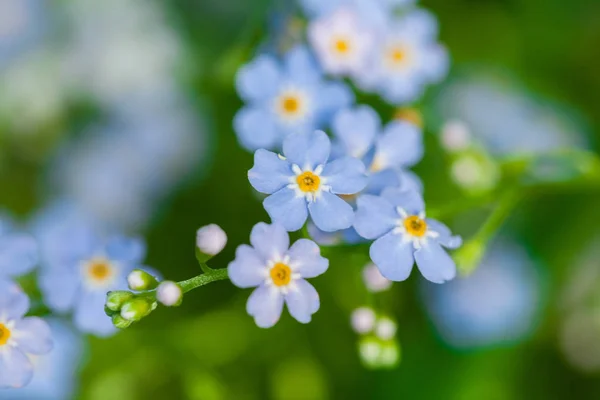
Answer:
[85, 258, 115, 284]
[393, 108, 423, 128]
[270, 263, 292, 287]
[390, 48, 405, 63]
[403, 216, 427, 237]
[296, 171, 321, 193]
[0, 323, 11, 346]
[333, 38, 351, 54]
[281, 96, 300, 114]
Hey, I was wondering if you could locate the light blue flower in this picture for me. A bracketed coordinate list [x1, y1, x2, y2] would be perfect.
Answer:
[354, 188, 462, 283]
[300, 0, 414, 20]
[356, 9, 449, 105]
[3, 319, 84, 399]
[34, 209, 148, 336]
[248, 130, 368, 232]
[0, 0, 47, 68]
[421, 239, 542, 348]
[0, 279, 53, 389]
[0, 215, 38, 279]
[234, 46, 354, 151]
[228, 222, 328, 328]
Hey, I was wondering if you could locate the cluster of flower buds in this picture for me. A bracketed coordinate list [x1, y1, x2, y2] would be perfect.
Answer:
[351, 307, 400, 369]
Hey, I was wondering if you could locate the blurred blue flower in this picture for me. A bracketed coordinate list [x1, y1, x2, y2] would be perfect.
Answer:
[0, 279, 53, 389]
[0, 215, 38, 279]
[0, 0, 47, 68]
[354, 188, 462, 283]
[356, 9, 449, 105]
[34, 208, 147, 336]
[248, 130, 368, 232]
[228, 222, 328, 328]
[300, 0, 414, 21]
[422, 239, 543, 348]
[234, 46, 354, 151]
[3, 319, 84, 399]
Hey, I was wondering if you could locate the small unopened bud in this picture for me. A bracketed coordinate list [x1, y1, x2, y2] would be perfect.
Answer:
[196, 224, 227, 262]
[127, 269, 159, 291]
[105, 290, 134, 312]
[441, 120, 471, 152]
[358, 336, 381, 368]
[156, 281, 183, 306]
[112, 314, 133, 329]
[375, 317, 397, 341]
[362, 264, 392, 293]
[120, 298, 156, 322]
[379, 342, 401, 367]
[351, 307, 376, 335]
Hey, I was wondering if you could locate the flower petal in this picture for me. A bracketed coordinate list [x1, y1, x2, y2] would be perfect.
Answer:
[398, 169, 423, 193]
[248, 149, 294, 194]
[331, 105, 380, 159]
[264, 188, 309, 232]
[0, 347, 33, 389]
[370, 232, 414, 281]
[246, 285, 284, 328]
[321, 157, 368, 195]
[414, 241, 457, 283]
[285, 279, 320, 323]
[105, 236, 146, 264]
[0, 234, 38, 277]
[309, 192, 354, 232]
[426, 219, 463, 249]
[12, 317, 54, 355]
[236, 54, 281, 101]
[374, 121, 424, 169]
[234, 107, 281, 151]
[354, 195, 397, 239]
[0, 280, 30, 321]
[73, 290, 117, 337]
[284, 46, 321, 84]
[314, 81, 354, 124]
[39, 269, 80, 313]
[250, 222, 290, 262]
[364, 169, 400, 196]
[380, 187, 425, 215]
[282, 130, 331, 170]
[228, 245, 267, 288]
[286, 239, 328, 278]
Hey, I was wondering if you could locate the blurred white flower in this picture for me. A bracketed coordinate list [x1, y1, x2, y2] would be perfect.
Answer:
[440, 120, 472, 153]
[374, 317, 397, 341]
[351, 307, 376, 334]
[362, 263, 392, 293]
[196, 224, 228, 257]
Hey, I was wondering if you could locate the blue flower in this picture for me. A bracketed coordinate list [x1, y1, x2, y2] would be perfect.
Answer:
[0, 215, 38, 278]
[354, 188, 462, 283]
[356, 9, 449, 105]
[248, 130, 368, 232]
[2, 319, 84, 399]
[0, 279, 53, 389]
[228, 222, 328, 328]
[234, 46, 354, 151]
[35, 210, 148, 336]
[0, 0, 48, 68]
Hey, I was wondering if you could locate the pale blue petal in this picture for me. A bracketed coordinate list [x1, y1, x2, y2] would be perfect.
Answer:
[12, 317, 53, 355]
[374, 121, 424, 169]
[307, 222, 343, 246]
[285, 279, 320, 323]
[234, 107, 281, 151]
[286, 239, 328, 278]
[422, 44, 449, 83]
[401, 9, 438, 40]
[309, 192, 354, 232]
[0, 281, 30, 321]
[282, 130, 331, 170]
[106, 236, 146, 264]
[370, 232, 415, 281]
[250, 222, 290, 262]
[39, 270, 79, 313]
[353, 195, 397, 239]
[414, 241, 457, 283]
[228, 245, 266, 288]
[284, 46, 320, 84]
[331, 106, 380, 159]
[299, 0, 342, 17]
[314, 81, 354, 123]
[246, 285, 284, 328]
[381, 76, 424, 105]
[236, 54, 281, 101]
[380, 187, 425, 215]
[0, 234, 38, 277]
[264, 188, 309, 232]
[0, 347, 33, 389]
[73, 291, 117, 337]
[426, 219, 463, 249]
[248, 149, 294, 194]
[398, 169, 423, 193]
[364, 169, 400, 196]
[322, 157, 368, 195]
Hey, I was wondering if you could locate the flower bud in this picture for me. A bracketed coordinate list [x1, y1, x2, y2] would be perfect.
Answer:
[120, 298, 156, 322]
[362, 264, 392, 293]
[127, 269, 159, 291]
[379, 341, 401, 368]
[112, 314, 133, 329]
[351, 307, 376, 335]
[105, 290, 134, 312]
[375, 317, 397, 341]
[156, 281, 183, 306]
[358, 336, 381, 368]
[196, 224, 227, 262]
[441, 120, 471, 152]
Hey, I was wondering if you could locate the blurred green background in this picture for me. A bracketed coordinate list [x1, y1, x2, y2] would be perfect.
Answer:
[1, 0, 600, 399]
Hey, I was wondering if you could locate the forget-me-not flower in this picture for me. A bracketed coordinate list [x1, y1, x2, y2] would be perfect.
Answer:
[248, 130, 368, 232]
[0, 279, 53, 389]
[228, 222, 328, 328]
[234, 45, 353, 151]
[354, 188, 462, 283]
[0, 215, 38, 279]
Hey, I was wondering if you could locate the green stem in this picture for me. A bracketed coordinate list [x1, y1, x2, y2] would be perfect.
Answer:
[178, 268, 229, 294]
[475, 189, 521, 243]
[199, 262, 214, 274]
